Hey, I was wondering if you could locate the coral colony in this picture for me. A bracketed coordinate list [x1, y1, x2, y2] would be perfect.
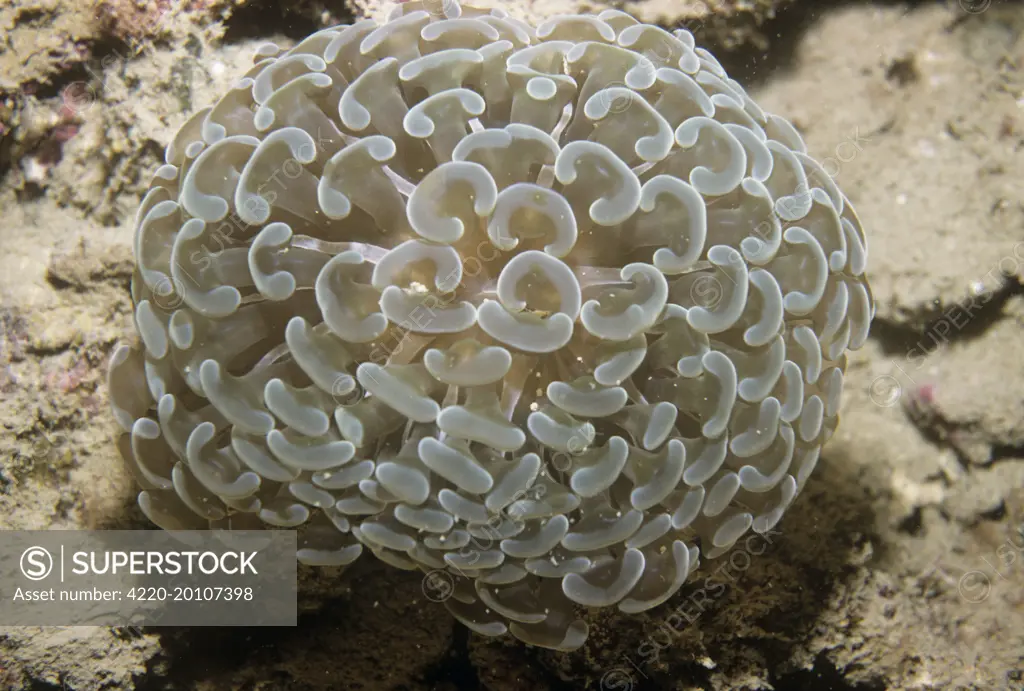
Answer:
[109, 0, 873, 650]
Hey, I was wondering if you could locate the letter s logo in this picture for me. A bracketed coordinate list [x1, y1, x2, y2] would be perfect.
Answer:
[20, 546, 53, 581]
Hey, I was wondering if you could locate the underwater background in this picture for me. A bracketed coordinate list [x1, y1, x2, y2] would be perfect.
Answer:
[0, 0, 1022, 688]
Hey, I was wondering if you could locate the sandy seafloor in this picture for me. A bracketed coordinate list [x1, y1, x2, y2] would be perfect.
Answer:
[0, 0, 1022, 689]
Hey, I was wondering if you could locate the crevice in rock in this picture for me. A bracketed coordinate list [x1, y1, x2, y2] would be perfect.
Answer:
[424, 623, 482, 689]
[221, 0, 349, 44]
[903, 393, 1023, 470]
[771, 652, 886, 691]
[720, 0, 933, 88]
[649, 663, 715, 690]
[868, 277, 1024, 357]
[895, 506, 925, 536]
[714, 0, 827, 87]
[902, 401, 975, 468]
[989, 442, 1024, 465]
[977, 499, 1006, 523]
